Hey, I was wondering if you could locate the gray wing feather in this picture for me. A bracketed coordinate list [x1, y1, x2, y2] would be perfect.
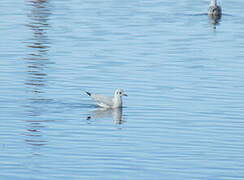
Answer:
[91, 94, 113, 106]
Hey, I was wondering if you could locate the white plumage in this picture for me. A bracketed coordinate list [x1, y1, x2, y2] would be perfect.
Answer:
[208, 0, 222, 16]
[86, 89, 127, 108]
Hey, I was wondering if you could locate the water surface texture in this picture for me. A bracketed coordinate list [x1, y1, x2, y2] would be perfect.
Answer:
[1, 0, 244, 179]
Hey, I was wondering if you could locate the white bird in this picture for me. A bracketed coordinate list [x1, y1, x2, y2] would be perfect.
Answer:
[85, 89, 127, 108]
[208, 0, 222, 16]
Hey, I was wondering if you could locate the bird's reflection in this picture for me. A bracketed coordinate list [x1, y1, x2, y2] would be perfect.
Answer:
[87, 108, 125, 124]
[22, 0, 52, 147]
[208, 14, 222, 29]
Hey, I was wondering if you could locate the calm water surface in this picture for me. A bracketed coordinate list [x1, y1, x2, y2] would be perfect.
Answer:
[1, 0, 244, 179]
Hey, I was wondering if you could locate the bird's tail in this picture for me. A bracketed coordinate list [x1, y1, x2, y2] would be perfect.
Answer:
[85, 91, 91, 96]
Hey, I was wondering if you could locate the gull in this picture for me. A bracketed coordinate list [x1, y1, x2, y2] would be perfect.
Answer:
[85, 89, 127, 108]
[208, 0, 222, 16]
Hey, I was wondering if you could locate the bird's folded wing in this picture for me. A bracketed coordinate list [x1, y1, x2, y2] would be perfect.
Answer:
[91, 94, 113, 106]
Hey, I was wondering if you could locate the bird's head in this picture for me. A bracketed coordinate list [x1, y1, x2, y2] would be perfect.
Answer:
[115, 89, 128, 97]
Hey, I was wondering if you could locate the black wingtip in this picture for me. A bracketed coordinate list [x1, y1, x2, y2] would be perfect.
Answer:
[85, 91, 91, 96]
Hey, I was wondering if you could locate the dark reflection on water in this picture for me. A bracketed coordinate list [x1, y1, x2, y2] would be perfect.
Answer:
[208, 14, 222, 29]
[185, 12, 222, 29]
[24, 0, 51, 91]
[87, 108, 125, 124]
[22, 0, 52, 147]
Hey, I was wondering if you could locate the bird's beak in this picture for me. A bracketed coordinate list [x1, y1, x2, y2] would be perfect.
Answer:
[123, 93, 128, 96]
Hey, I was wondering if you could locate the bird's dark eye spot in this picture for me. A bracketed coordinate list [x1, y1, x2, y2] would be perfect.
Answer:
[119, 92, 122, 94]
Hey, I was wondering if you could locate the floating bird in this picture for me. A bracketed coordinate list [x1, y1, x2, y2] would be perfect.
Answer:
[85, 89, 127, 108]
[208, 0, 222, 16]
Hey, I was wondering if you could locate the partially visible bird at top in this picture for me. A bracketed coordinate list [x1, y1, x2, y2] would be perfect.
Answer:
[208, 0, 222, 16]
[85, 89, 128, 108]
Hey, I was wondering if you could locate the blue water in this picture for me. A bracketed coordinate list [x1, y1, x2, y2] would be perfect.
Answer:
[1, 0, 244, 179]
